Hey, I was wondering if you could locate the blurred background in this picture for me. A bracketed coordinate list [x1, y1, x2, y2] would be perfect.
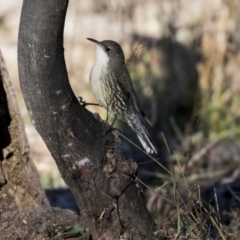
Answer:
[1, 0, 240, 235]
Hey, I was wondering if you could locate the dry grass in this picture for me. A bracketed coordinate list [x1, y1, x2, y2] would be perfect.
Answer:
[121, 1, 240, 238]
[121, 132, 237, 238]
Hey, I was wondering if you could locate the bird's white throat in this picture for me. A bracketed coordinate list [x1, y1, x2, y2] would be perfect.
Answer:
[90, 44, 109, 82]
[90, 44, 109, 83]
[89, 44, 110, 108]
[94, 44, 109, 69]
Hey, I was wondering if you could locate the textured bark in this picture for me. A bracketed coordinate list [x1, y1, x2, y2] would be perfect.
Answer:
[18, 0, 156, 239]
[1, 207, 83, 240]
[0, 48, 49, 210]
[0, 49, 83, 240]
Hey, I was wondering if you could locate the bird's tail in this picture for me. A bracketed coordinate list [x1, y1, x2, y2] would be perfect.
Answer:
[137, 129, 158, 154]
[125, 112, 158, 154]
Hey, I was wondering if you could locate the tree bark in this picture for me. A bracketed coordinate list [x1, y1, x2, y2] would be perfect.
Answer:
[0, 49, 49, 210]
[0, 49, 82, 239]
[18, 0, 155, 239]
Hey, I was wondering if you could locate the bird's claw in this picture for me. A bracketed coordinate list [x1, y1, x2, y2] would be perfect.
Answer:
[78, 96, 87, 107]
[78, 97, 100, 108]
[105, 126, 121, 134]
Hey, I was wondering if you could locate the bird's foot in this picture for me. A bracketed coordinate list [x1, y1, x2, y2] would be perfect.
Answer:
[104, 114, 119, 134]
[78, 97, 99, 108]
[110, 115, 117, 127]
[105, 126, 121, 135]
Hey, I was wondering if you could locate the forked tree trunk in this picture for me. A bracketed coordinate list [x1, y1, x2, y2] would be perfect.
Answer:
[0, 0, 156, 238]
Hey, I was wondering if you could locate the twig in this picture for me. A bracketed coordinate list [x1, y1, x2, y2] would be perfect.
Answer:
[226, 186, 240, 203]
[125, 39, 146, 67]
[188, 141, 219, 168]
[214, 188, 222, 229]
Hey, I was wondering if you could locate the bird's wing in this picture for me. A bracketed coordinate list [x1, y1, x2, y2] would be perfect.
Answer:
[115, 68, 152, 125]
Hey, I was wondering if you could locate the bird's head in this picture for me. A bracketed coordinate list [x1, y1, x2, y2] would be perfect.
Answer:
[87, 38, 125, 66]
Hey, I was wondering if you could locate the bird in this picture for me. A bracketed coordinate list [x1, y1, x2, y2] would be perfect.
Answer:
[87, 38, 157, 154]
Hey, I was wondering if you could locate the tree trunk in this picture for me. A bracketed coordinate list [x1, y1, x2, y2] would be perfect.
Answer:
[0, 49, 82, 239]
[0, 50, 49, 210]
[18, 0, 156, 239]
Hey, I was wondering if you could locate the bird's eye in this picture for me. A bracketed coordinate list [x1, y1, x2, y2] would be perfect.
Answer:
[106, 47, 111, 52]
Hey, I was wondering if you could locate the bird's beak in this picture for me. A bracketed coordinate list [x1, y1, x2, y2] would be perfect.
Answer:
[87, 38, 100, 45]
